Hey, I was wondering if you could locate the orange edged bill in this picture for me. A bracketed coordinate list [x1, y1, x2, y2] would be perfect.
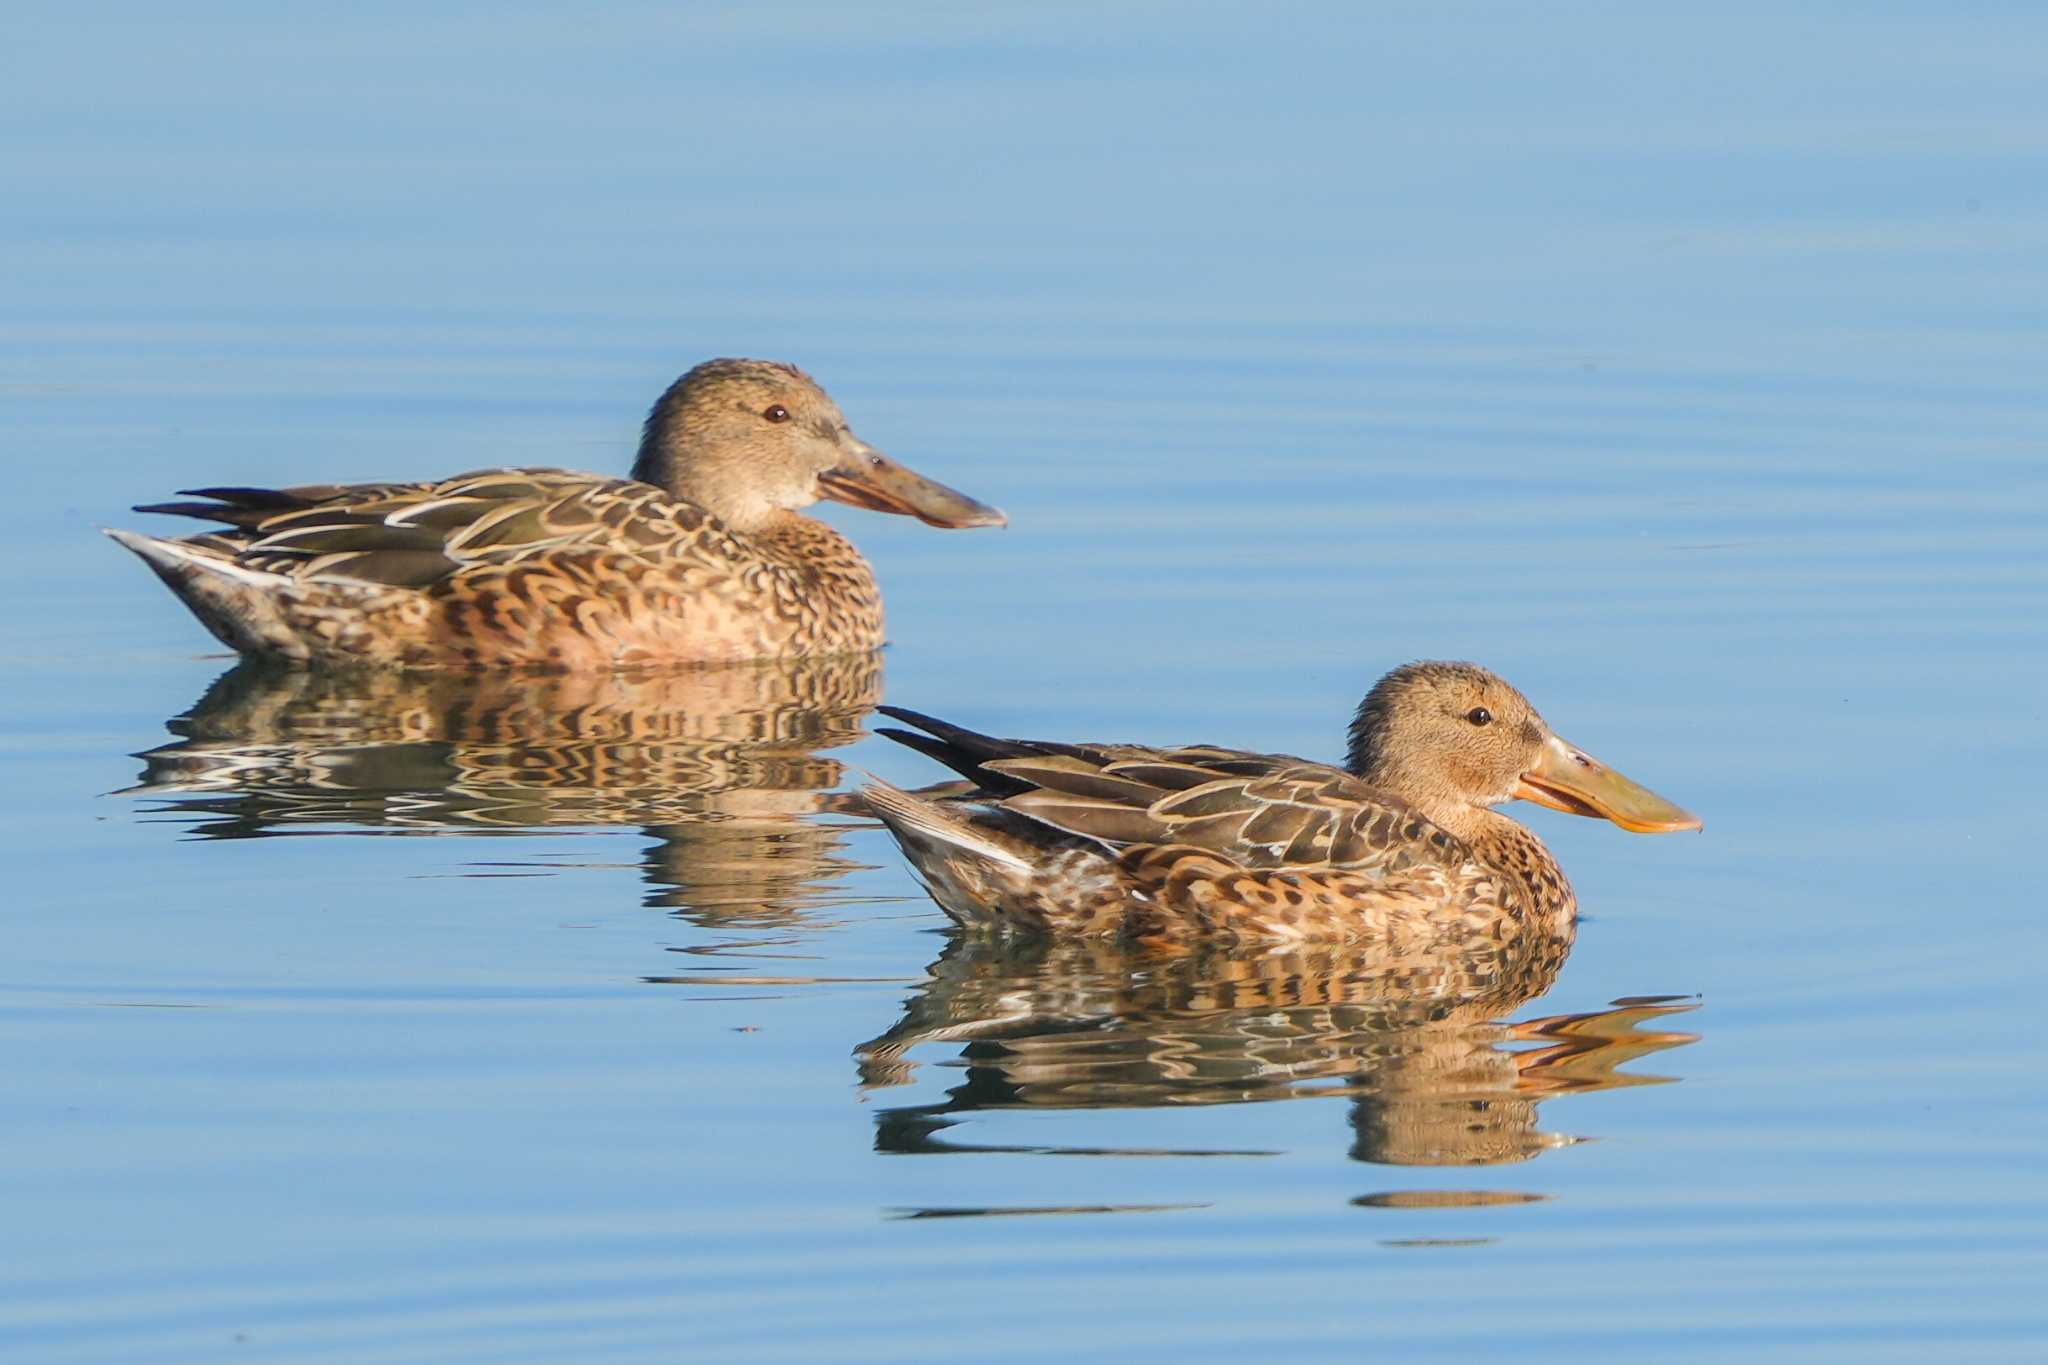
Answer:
[1514, 733, 1701, 834]
[818, 442, 1006, 529]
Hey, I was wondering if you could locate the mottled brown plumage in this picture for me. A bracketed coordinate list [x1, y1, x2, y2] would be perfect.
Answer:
[108, 359, 1004, 669]
[862, 661, 1699, 945]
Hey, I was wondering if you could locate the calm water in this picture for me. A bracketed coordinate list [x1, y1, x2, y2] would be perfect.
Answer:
[6, 4, 2047, 1360]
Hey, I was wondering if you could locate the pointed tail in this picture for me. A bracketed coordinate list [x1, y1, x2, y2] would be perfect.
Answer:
[104, 528, 306, 659]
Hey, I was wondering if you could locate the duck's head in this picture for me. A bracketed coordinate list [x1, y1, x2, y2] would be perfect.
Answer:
[632, 358, 1006, 534]
[1345, 661, 1700, 835]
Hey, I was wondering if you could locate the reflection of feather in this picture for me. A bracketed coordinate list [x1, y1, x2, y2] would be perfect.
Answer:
[856, 933, 1698, 1167]
[122, 654, 882, 924]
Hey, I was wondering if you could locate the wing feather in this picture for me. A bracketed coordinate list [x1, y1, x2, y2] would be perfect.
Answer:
[1005, 791, 1174, 846]
[981, 755, 1166, 805]
[130, 468, 716, 589]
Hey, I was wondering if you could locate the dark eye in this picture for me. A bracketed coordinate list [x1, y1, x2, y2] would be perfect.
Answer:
[1466, 707, 1493, 726]
[763, 404, 791, 423]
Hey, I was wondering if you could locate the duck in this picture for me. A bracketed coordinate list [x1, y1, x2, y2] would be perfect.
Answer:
[106, 358, 1004, 670]
[861, 661, 1699, 946]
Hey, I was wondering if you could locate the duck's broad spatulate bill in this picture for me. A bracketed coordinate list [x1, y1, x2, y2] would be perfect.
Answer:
[817, 443, 1006, 529]
[1514, 733, 1701, 834]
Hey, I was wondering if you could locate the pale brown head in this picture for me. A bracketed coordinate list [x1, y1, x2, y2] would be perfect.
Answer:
[630, 358, 1006, 534]
[1345, 661, 1700, 835]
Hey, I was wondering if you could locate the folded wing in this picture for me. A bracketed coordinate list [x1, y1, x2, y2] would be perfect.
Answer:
[134, 468, 712, 589]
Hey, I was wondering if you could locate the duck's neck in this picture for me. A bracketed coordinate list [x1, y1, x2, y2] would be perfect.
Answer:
[745, 509, 872, 579]
[736, 510, 883, 652]
[1389, 794, 1577, 929]
[633, 442, 792, 535]
[1468, 809, 1576, 928]
[753, 505, 864, 564]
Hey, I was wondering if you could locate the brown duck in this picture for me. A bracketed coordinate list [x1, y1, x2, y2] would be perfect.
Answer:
[862, 661, 1699, 945]
[107, 359, 1003, 669]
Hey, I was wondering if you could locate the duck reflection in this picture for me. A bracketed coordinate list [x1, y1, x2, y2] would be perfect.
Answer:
[125, 654, 883, 924]
[858, 930, 1696, 1168]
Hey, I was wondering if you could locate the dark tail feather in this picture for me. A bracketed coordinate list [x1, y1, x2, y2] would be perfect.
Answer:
[873, 705, 1059, 795]
[872, 705, 1106, 797]
[135, 486, 313, 529]
[133, 500, 261, 524]
[872, 726, 983, 777]
[176, 486, 311, 509]
[874, 706, 1020, 760]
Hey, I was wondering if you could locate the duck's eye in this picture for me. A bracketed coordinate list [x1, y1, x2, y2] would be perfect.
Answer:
[1466, 706, 1493, 726]
[763, 404, 791, 423]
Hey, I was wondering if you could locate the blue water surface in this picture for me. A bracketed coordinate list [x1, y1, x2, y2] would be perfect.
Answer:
[3, 3, 2045, 1360]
